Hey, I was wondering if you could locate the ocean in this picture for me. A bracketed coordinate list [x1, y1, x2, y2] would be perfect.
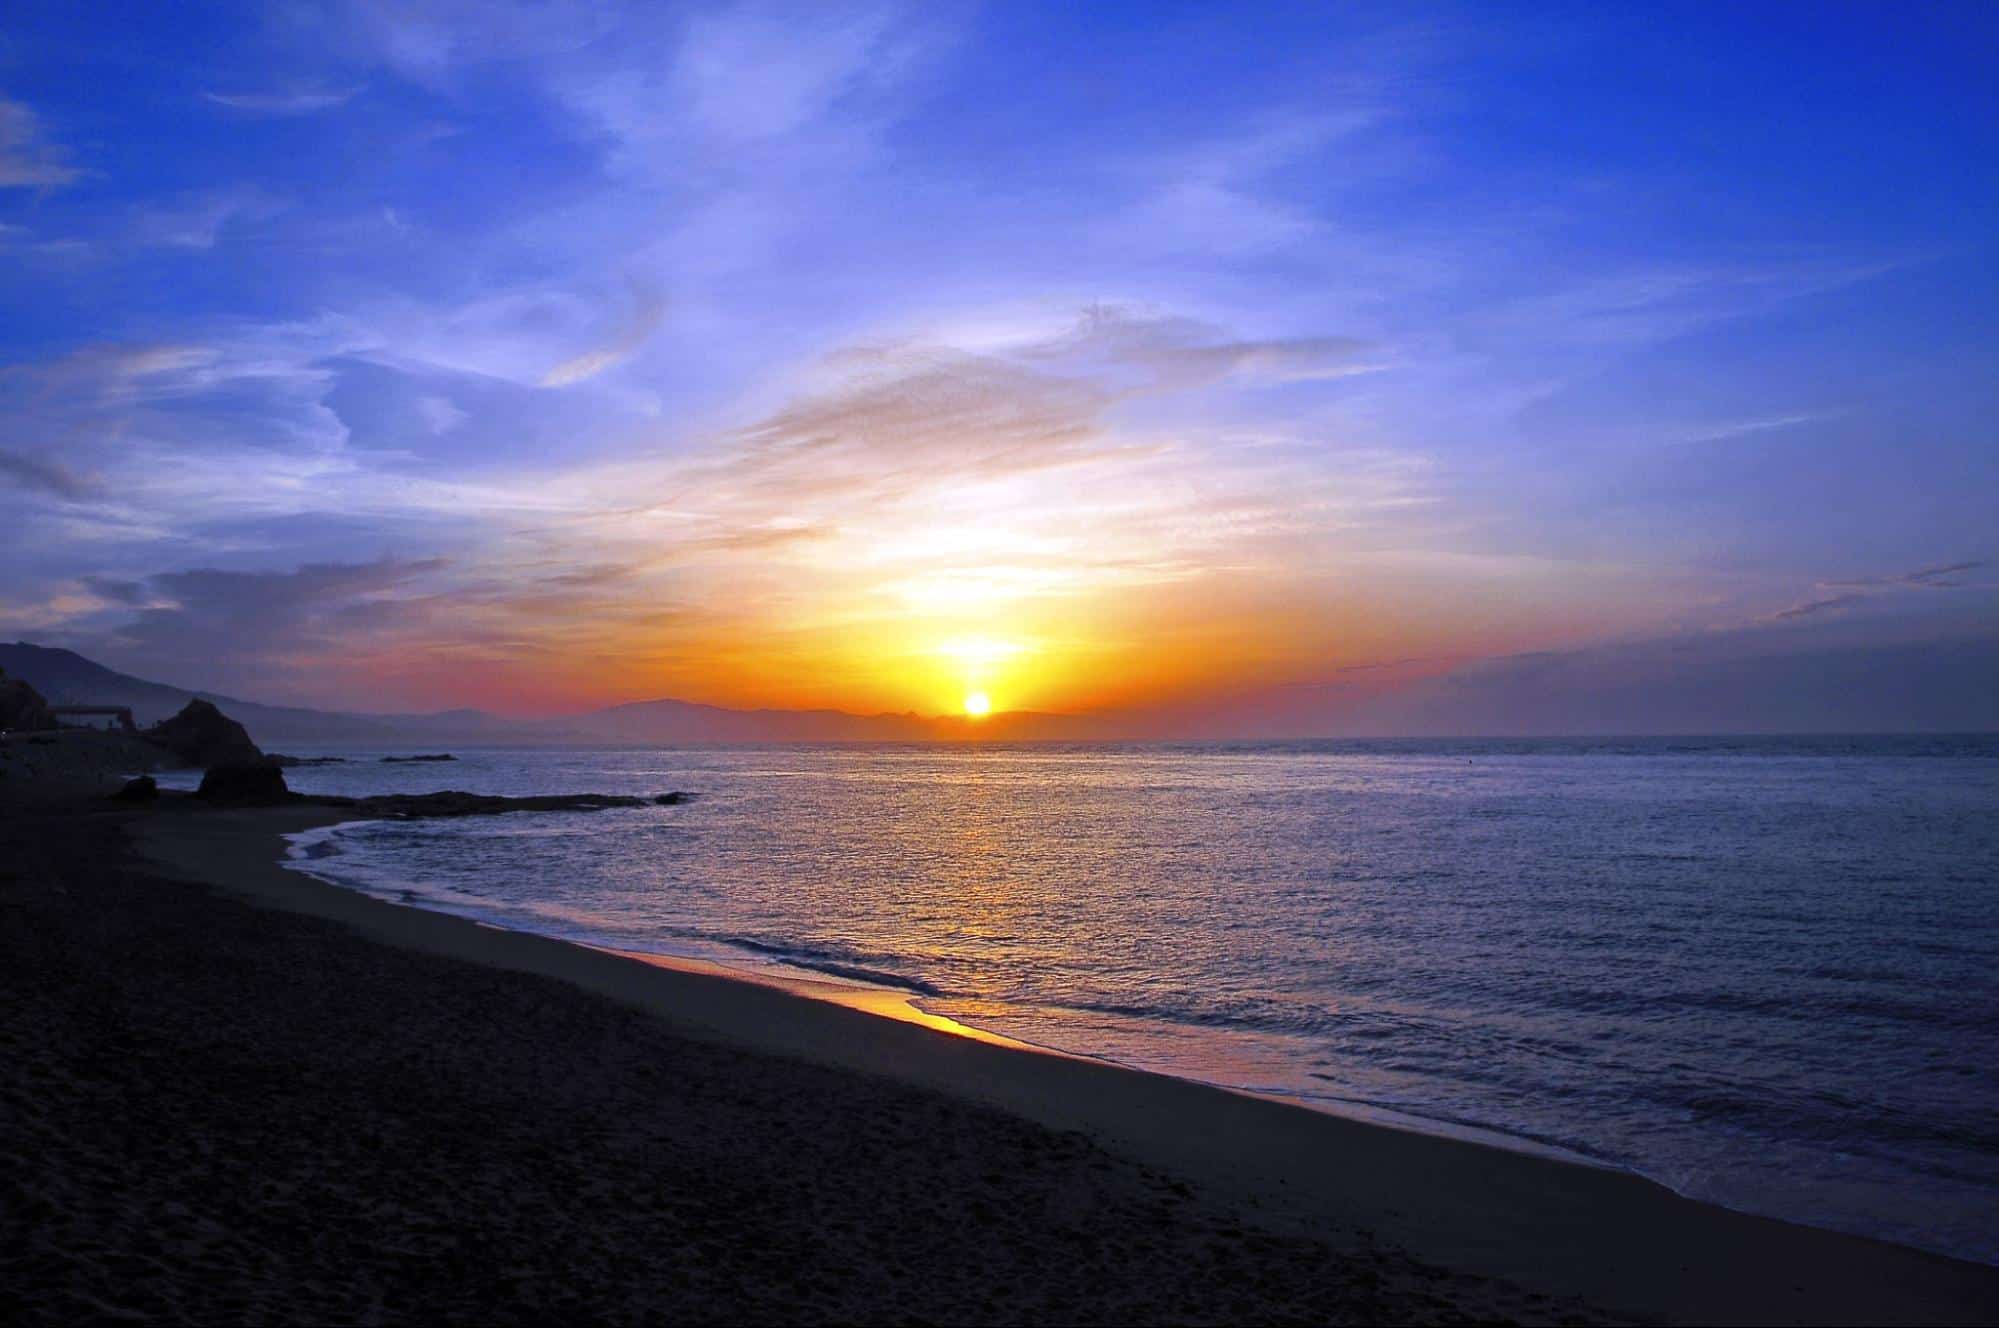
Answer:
[160, 737, 1999, 1264]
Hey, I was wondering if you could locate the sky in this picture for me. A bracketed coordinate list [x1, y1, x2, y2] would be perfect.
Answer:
[1, 1, 1995, 731]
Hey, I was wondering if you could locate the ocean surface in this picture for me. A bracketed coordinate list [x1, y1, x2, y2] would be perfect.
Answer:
[161, 737, 1999, 1263]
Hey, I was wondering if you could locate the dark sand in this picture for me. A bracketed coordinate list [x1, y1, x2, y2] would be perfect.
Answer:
[6, 791, 1998, 1324]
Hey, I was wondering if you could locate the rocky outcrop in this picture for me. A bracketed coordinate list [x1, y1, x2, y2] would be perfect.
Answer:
[307, 790, 690, 819]
[381, 754, 456, 763]
[145, 699, 265, 769]
[0, 668, 57, 733]
[198, 762, 293, 805]
[113, 775, 159, 802]
[269, 754, 349, 768]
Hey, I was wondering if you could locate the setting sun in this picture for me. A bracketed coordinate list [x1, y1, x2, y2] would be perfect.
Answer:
[963, 692, 992, 718]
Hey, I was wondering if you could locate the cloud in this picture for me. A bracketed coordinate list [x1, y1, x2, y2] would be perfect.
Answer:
[1110, 112, 1380, 260]
[2, 342, 219, 394]
[0, 221, 91, 263]
[1766, 560, 1986, 622]
[745, 348, 1107, 472]
[1467, 260, 1902, 352]
[79, 576, 148, 606]
[0, 96, 79, 190]
[107, 558, 449, 679]
[203, 85, 365, 114]
[540, 283, 668, 387]
[133, 188, 288, 250]
[416, 394, 468, 433]
[569, 305, 1406, 576]
[505, 304, 1431, 691]
[759, 308, 1380, 497]
[670, 4, 914, 143]
[339, 0, 619, 85]
[1889, 560, 1981, 588]
[0, 449, 101, 500]
[1678, 412, 1836, 445]
[1769, 592, 1865, 622]
[1031, 305, 1379, 389]
[0, 335, 348, 496]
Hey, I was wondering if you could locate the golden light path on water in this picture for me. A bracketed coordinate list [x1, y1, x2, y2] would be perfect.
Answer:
[605, 948, 1059, 1055]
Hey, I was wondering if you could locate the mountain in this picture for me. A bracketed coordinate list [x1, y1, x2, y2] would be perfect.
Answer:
[0, 643, 521, 746]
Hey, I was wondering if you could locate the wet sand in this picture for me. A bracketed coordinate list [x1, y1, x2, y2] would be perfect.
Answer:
[7, 793, 1997, 1323]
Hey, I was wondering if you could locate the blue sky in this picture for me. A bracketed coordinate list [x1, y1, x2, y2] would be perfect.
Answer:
[1, 2, 1994, 726]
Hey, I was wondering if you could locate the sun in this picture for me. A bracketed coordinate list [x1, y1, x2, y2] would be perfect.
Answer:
[962, 691, 992, 718]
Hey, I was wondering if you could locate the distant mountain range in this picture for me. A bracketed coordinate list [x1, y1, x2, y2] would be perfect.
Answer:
[22, 626, 1989, 747]
[0, 642, 1116, 747]
[0, 642, 525, 745]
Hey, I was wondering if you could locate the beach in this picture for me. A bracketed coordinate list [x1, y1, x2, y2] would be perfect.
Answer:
[0, 789, 1990, 1324]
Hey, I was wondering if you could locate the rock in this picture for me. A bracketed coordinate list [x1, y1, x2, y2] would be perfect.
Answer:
[146, 699, 264, 769]
[269, 754, 348, 768]
[653, 791, 695, 805]
[197, 761, 293, 805]
[381, 753, 456, 763]
[308, 790, 652, 819]
[113, 775, 159, 802]
[0, 668, 57, 733]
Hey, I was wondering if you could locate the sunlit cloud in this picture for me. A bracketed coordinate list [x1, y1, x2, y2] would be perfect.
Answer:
[540, 284, 668, 387]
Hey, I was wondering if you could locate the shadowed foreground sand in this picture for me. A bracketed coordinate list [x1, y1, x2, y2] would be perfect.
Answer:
[6, 794, 1997, 1324]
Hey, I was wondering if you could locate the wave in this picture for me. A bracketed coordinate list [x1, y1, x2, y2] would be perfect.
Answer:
[689, 933, 947, 996]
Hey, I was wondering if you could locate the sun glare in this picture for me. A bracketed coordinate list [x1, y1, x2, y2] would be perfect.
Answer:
[963, 691, 992, 718]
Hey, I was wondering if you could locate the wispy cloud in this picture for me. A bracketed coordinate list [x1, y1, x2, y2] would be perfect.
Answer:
[133, 188, 288, 250]
[1467, 260, 1901, 351]
[541, 283, 668, 387]
[0, 96, 80, 190]
[1867, 561, 1982, 589]
[1769, 591, 1866, 622]
[1677, 412, 1837, 445]
[1110, 111, 1380, 259]
[0, 449, 101, 501]
[203, 85, 365, 115]
[0, 221, 91, 263]
[1766, 561, 1986, 622]
[670, 4, 918, 144]
[1028, 305, 1381, 390]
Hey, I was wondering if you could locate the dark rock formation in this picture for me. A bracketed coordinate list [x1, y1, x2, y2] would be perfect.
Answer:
[146, 699, 264, 769]
[381, 753, 456, 763]
[198, 762, 293, 805]
[269, 754, 349, 768]
[309, 790, 667, 819]
[113, 775, 159, 802]
[0, 668, 57, 733]
[654, 791, 695, 805]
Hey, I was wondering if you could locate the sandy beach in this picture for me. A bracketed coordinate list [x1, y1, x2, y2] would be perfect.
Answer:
[4, 791, 1996, 1325]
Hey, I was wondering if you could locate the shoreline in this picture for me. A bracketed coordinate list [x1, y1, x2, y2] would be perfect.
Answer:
[291, 824, 1619, 1171]
[130, 799, 1999, 1325]
[611, 945, 1610, 1172]
[267, 808, 1945, 1230]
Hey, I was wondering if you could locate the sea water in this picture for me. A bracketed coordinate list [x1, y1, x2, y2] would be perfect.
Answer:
[162, 737, 1999, 1263]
